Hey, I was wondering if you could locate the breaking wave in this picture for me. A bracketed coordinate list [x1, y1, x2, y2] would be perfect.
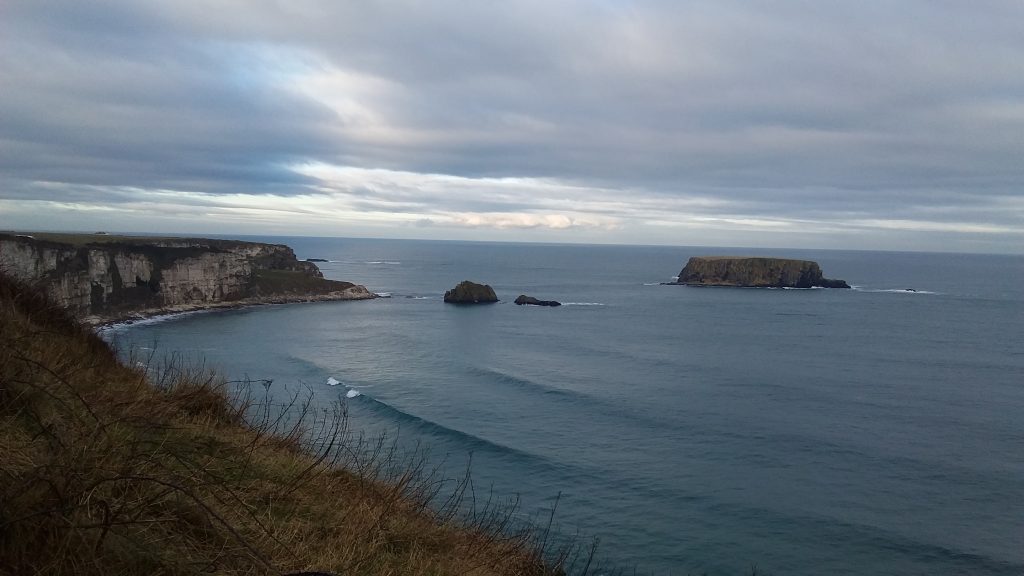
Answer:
[853, 287, 937, 295]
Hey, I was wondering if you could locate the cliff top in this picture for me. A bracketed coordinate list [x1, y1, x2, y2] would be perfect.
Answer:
[687, 256, 816, 263]
[0, 231, 287, 251]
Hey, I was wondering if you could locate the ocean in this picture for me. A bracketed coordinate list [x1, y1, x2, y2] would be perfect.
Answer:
[102, 237, 1024, 575]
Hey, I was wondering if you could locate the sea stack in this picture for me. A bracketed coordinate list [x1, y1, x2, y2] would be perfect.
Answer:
[443, 280, 499, 304]
[676, 257, 850, 288]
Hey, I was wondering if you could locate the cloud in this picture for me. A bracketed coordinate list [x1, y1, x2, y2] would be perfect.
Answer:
[1, 1, 1023, 252]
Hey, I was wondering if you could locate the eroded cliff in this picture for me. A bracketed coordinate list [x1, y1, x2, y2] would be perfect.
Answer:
[0, 233, 375, 322]
[676, 256, 850, 288]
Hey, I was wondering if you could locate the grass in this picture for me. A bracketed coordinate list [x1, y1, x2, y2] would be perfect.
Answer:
[1, 231, 183, 247]
[251, 269, 355, 296]
[0, 272, 598, 575]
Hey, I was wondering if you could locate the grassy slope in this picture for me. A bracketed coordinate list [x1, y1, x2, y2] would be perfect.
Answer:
[250, 269, 355, 296]
[0, 274, 564, 576]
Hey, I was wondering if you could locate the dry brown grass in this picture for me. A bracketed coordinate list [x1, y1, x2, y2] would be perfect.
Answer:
[0, 273, 596, 576]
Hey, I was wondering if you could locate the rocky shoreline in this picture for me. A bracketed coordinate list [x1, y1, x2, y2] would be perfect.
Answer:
[88, 284, 377, 327]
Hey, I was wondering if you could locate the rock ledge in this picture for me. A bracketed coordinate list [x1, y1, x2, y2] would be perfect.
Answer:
[514, 295, 561, 307]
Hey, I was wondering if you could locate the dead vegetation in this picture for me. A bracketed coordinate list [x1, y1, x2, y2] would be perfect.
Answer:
[0, 272, 602, 575]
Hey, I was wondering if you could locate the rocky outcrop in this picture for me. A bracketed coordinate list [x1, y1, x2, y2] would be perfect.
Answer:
[0, 233, 376, 323]
[514, 295, 561, 307]
[443, 281, 498, 304]
[676, 257, 850, 288]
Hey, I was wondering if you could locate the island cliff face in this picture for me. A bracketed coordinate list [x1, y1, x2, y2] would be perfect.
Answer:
[0, 233, 375, 322]
[677, 256, 850, 288]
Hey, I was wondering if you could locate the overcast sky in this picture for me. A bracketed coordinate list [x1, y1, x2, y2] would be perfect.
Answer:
[2, 1, 1022, 252]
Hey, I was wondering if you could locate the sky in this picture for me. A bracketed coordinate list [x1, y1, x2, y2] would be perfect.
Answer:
[1, 1, 1023, 253]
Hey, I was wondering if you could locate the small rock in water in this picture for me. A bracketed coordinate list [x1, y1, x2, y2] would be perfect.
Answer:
[514, 294, 561, 307]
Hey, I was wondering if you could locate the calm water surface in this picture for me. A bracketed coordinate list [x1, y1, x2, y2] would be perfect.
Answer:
[104, 238, 1024, 575]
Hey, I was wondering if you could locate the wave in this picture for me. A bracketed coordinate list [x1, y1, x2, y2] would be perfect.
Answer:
[468, 365, 578, 400]
[375, 292, 393, 298]
[324, 374, 363, 398]
[562, 302, 605, 306]
[852, 287, 938, 295]
[98, 308, 216, 333]
[365, 261, 401, 265]
[355, 393, 544, 463]
[406, 296, 433, 300]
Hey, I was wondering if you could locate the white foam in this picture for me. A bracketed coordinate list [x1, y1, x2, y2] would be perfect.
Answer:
[853, 287, 937, 295]
[345, 389, 362, 398]
[97, 308, 214, 333]
[643, 282, 661, 286]
[365, 261, 401, 265]
[408, 296, 432, 300]
[375, 292, 392, 298]
[326, 377, 341, 386]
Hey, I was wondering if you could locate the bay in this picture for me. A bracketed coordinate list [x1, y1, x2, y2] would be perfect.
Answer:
[104, 238, 1024, 575]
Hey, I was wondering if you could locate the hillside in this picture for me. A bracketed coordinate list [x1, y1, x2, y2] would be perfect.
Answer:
[0, 273, 569, 575]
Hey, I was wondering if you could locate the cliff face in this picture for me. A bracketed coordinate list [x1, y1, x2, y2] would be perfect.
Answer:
[677, 256, 850, 288]
[0, 234, 374, 321]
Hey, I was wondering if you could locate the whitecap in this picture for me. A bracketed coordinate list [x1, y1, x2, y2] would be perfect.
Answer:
[345, 389, 362, 398]
[326, 377, 341, 386]
[375, 292, 392, 298]
[853, 287, 937, 295]
[96, 308, 214, 334]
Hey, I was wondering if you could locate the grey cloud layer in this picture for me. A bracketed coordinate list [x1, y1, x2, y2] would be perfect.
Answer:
[1, 0, 1022, 249]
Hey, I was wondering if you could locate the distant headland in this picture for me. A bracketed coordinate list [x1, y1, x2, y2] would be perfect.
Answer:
[672, 256, 850, 288]
[0, 232, 376, 324]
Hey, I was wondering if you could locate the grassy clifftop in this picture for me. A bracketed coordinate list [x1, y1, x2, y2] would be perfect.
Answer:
[0, 273, 568, 575]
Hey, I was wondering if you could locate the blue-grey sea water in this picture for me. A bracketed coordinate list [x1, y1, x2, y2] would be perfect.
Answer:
[103, 238, 1024, 575]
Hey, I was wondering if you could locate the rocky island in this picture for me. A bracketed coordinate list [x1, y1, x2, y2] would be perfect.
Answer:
[443, 280, 498, 304]
[674, 256, 850, 288]
[0, 232, 376, 324]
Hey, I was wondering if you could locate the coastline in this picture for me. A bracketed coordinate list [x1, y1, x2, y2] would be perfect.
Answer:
[87, 286, 378, 328]
[1, 272, 558, 576]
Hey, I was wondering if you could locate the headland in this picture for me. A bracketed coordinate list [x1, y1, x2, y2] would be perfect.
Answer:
[0, 232, 376, 325]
